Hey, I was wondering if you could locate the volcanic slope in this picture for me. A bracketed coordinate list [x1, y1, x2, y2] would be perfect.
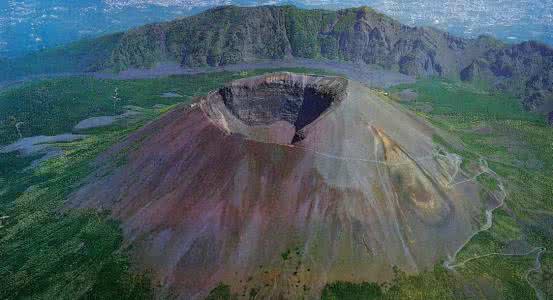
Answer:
[68, 73, 498, 299]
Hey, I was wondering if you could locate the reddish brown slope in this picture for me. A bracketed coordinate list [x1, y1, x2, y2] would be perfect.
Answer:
[69, 73, 496, 299]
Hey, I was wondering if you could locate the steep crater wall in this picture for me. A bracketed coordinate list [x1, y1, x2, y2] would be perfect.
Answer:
[203, 73, 348, 144]
[220, 83, 331, 130]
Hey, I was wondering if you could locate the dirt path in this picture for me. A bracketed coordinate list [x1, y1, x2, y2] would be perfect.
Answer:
[442, 157, 547, 299]
[443, 158, 506, 269]
[526, 247, 547, 300]
[446, 245, 546, 299]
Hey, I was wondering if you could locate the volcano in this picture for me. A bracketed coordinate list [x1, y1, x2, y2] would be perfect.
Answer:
[69, 73, 492, 299]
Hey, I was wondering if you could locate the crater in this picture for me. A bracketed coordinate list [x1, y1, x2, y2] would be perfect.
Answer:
[202, 73, 348, 144]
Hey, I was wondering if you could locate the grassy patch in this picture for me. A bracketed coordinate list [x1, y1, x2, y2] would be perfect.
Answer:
[391, 79, 543, 123]
[321, 265, 457, 300]
[321, 281, 382, 300]
[281, 249, 292, 261]
[0, 129, 153, 299]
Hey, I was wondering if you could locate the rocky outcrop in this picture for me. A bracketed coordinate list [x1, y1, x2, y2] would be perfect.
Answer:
[461, 41, 553, 112]
[103, 5, 553, 111]
[3, 5, 552, 111]
[110, 6, 479, 78]
[68, 73, 497, 299]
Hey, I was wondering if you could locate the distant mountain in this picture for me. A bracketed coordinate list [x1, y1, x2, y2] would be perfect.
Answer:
[4, 5, 552, 112]
[1, 1, 552, 59]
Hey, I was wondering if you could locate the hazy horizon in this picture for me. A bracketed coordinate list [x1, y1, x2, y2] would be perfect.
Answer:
[1, 0, 552, 58]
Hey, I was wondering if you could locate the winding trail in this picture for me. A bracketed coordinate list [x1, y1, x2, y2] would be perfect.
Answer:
[289, 144, 435, 167]
[444, 158, 506, 270]
[443, 157, 547, 299]
[446, 246, 543, 269]
[526, 247, 547, 300]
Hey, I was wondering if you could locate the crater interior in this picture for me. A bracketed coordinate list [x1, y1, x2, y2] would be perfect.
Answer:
[204, 73, 348, 144]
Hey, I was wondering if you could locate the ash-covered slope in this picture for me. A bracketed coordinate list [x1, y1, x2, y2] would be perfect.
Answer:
[69, 73, 499, 299]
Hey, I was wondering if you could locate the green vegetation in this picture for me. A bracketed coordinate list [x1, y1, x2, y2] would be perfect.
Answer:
[284, 8, 333, 59]
[392, 79, 543, 122]
[333, 10, 357, 33]
[205, 283, 235, 300]
[282, 6, 388, 61]
[529, 251, 553, 296]
[322, 265, 457, 300]
[321, 281, 382, 300]
[0, 126, 153, 299]
[281, 249, 292, 261]
[114, 5, 355, 68]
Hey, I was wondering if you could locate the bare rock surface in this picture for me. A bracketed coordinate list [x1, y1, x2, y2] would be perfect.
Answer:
[68, 73, 497, 299]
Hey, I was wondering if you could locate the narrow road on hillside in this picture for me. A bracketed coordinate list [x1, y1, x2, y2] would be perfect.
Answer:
[443, 158, 547, 299]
